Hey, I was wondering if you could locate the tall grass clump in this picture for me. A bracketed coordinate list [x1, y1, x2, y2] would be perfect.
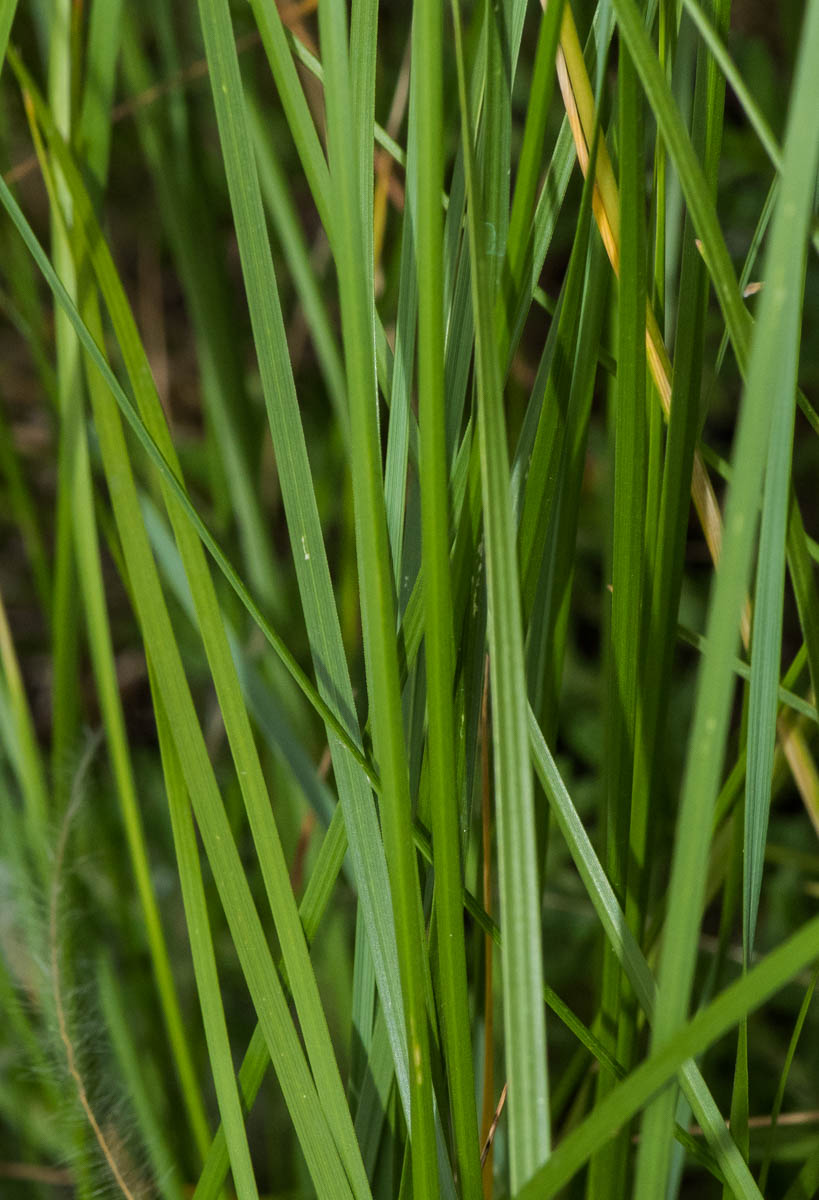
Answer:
[1, 0, 819, 1196]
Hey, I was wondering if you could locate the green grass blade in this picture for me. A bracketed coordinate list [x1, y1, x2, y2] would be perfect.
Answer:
[350, 0, 378, 269]
[758, 963, 819, 1193]
[75, 0, 123, 196]
[0, 585, 50, 883]
[518, 143, 596, 620]
[0, 0, 19, 71]
[119, 22, 282, 618]
[193, 804, 351, 1200]
[525, 240, 609, 737]
[500, 0, 565, 327]
[68, 359, 212, 1162]
[611, 0, 751, 370]
[588, 38, 648, 1197]
[354, 1006, 396, 1177]
[77, 278, 357, 1200]
[609, 42, 647, 913]
[246, 0, 334, 238]
[143, 482, 632, 1191]
[155, 692, 260, 1200]
[47, 0, 82, 816]
[451, 0, 551, 1187]
[744, 392, 800, 956]
[681, 0, 782, 173]
[6, 81, 367, 1200]
[247, 92, 347, 438]
[413, 0, 482, 1188]
[627, 1, 726, 974]
[141, 493, 341, 835]
[5, 4, 817, 1195]
[318, 0, 438, 1192]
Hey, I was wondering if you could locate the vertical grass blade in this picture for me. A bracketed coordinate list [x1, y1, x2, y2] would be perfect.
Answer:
[451, 0, 551, 1188]
[588, 35, 648, 1198]
[318, 0, 438, 1190]
[413, 0, 482, 1189]
[744, 409, 800, 955]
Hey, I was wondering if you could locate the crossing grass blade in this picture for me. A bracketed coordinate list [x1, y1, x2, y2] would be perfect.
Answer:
[528, 708, 764, 1199]
[516, 910, 819, 1200]
[75, 270, 358, 1200]
[71, 32, 370, 1198]
[0, 0, 18, 70]
[190, 0, 443, 1178]
[191, 803, 351, 1200]
[6, 55, 372, 1200]
[119, 20, 283, 618]
[153, 686, 258, 1200]
[27, 23, 214, 1158]
[140, 484, 634, 1178]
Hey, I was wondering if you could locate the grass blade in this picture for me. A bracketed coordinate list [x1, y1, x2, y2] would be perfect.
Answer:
[154, 687, 258, 1200]
[451, 0, 551, 1187]
[413, 0, 482, 1188]
[318, 0, 438, 1190]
